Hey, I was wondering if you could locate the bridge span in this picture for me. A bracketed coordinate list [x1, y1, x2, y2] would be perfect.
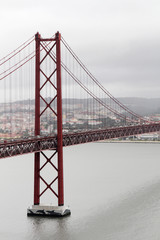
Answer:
[1, 123, 160, 159]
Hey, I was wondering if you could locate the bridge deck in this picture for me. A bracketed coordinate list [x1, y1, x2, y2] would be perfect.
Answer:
[0, 123, 160, 159]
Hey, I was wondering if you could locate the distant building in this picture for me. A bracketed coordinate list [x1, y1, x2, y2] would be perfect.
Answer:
[138, 133, 159, 140]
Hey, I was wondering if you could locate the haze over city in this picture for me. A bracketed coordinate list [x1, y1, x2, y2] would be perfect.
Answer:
[1, 0, 160, 98]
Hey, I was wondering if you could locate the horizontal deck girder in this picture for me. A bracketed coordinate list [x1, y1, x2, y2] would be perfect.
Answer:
[0, 123, 160, 159]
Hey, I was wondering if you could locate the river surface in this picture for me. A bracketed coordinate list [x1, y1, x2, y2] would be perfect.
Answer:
[0, 142, 160, 239]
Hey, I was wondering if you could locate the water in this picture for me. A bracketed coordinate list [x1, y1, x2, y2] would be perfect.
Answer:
[0, 142, 160, 239]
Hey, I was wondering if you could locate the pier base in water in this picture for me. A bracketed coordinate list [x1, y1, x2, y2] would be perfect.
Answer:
[27, 204, 71, 217]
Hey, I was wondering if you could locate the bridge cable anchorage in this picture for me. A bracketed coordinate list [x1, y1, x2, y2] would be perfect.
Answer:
[61, 37, 154, 124]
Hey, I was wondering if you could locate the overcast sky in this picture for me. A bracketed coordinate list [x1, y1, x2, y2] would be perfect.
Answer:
[0, 0, 160, 98]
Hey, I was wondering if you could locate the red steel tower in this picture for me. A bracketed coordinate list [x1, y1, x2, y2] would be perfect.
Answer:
[27, 32, 70, 217]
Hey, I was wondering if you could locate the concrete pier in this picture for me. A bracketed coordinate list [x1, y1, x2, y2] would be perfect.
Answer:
[27, 204, 71, 217]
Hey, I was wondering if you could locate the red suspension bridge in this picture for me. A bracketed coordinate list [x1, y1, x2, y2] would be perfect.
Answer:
[0, 32, 160, 216]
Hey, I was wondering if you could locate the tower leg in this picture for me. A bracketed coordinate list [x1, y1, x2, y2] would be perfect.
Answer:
[56, 31, 64, 206]
[34, 152, 40, 205]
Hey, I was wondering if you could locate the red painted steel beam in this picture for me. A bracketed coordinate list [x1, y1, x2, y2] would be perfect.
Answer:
[34, 32, 41, 205]
[56, 32, 64, 206]
[35, 32, 41, 136]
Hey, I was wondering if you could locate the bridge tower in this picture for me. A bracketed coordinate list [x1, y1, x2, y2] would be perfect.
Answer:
[27, 32, 70, 217]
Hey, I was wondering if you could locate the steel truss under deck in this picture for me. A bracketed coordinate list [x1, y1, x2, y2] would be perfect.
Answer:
[0, 123, 160, 159]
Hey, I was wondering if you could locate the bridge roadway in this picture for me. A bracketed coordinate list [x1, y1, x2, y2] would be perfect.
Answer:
[0, 123, 160, 159]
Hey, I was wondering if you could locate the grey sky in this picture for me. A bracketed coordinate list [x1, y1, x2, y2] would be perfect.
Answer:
[0, 0, 160, 98]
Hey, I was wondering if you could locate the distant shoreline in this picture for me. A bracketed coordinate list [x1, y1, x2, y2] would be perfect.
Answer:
[96, 140, 160, 144]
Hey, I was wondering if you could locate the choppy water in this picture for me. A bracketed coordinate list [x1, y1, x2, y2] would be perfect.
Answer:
[0, 142, 160, 239]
